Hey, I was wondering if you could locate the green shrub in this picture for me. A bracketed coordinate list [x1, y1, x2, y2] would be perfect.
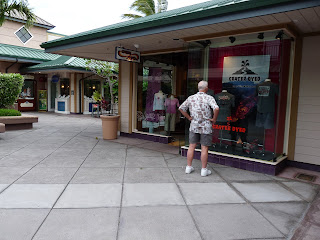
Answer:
[0, 73, 24, 108]
[0, 109, 21, 116]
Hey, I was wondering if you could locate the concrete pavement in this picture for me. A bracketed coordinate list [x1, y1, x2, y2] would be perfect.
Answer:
[0, 112, 319, 240]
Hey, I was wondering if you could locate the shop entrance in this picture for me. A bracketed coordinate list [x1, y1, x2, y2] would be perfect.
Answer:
[50, 82, 57, 110]
[136, 52, 188, 146]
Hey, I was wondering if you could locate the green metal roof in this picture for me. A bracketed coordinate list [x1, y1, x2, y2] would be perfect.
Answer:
[41, 0, 300, 50]
[24, 55, 89, 72]
[0, 43, 60, 62]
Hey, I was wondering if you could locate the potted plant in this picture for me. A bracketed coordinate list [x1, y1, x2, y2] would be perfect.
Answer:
[86, 60, 120, 140]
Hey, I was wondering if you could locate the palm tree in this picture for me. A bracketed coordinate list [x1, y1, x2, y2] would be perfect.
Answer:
[122, 0, 168, 19]
[0, 0, 35, 28]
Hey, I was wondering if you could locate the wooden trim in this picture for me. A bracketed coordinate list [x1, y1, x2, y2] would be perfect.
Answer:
[141, 47, 186, 56]
[74, 74, 77, 113]
[183, 23, 294, 42]
[81, 73, 84, 113]
[287, 37, 303, 160]
[128, 62, 133, 133]
[302, 31, 320, 37]
[132, 63, 138, 131]
[69, 74, 71, 113]
[118, 60, 122, 131]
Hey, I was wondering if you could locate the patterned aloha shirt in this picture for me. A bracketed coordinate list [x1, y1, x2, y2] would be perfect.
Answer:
[179, 92, 219, 134]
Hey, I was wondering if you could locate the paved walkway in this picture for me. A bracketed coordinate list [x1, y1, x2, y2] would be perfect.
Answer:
[0, 112, 319, 240]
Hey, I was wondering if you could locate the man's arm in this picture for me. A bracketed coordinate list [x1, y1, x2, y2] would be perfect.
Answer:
[179, 109, 192, 121]
[210, 108, 219, 124]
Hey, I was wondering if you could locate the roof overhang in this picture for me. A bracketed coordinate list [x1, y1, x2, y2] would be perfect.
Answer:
[41, 0, 320, 61]
[0, 56, 44, 64]
[22, 67, 91, 74]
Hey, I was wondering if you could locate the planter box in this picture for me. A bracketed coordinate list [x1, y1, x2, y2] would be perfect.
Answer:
[0, 123, 5, 133]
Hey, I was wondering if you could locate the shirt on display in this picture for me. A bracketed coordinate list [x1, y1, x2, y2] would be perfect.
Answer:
[153, 91, 166, 111]
[256, 81, 279, 113]
[165, 97, 180, 114]
[214, 92, 235, 122]
[179, 92, 219, 134]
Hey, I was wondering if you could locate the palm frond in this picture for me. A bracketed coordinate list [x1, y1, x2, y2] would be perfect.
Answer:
[7, 1, 35, 28]
[0, 0, 35, 28]
[130, 0, 155, 16]
[121, 13, 143, 19]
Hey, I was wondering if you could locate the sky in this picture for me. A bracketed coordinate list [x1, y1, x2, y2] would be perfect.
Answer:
[28, 0, 210, 35]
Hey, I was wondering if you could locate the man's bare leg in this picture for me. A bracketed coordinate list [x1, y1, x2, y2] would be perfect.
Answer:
[187, 143, 196, 166]
[201, 145, 209, 168]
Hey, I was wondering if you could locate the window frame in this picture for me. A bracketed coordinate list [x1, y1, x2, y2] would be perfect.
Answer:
[14, 26, 33, 44]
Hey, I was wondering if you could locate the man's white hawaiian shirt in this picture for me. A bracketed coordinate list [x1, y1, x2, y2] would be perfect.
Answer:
[179, 92, 219, 134]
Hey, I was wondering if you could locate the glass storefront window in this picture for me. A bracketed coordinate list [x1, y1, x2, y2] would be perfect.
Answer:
[84, 80, 101, 98]
[60, 78, 70, 96]
[20, 80, 35, 98]
[186, 31, 291, 161]
[136, 53, 188, 141]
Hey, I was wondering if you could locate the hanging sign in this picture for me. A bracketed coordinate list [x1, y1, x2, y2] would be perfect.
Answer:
[51, 75, 60, 83]
[22, 75, 34, 80]
[222, 55, 270, 84]
[115, 47, 140, 63]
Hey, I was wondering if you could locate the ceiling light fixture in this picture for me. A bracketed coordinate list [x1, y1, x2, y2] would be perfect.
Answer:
[275, 30, 284, 40]
[257, 33, 264, 40]
[229, 36, 236, 43]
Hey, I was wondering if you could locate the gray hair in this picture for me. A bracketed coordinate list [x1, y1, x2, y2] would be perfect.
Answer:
[198, 81, 208, 91]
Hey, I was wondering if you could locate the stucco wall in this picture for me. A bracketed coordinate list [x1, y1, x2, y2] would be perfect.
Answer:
[119, 61, 131, 133]
[0, 60, 24, 73]
[294, 36, 320, 165]
[0, 20, 47, 49]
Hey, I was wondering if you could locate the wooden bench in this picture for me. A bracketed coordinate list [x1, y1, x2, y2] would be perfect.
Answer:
[0, 123, 5, 133]
[0, 115, 38, 131]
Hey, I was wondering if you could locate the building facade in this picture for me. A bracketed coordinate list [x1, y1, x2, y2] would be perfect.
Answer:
[0, 12, 107, 115]
[38, 0, 320, 173]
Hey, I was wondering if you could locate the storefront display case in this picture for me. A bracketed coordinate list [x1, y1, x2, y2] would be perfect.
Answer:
[185, 31, 291, 162]
[18, 79, 36, 111]
[136, 53, 188, 141]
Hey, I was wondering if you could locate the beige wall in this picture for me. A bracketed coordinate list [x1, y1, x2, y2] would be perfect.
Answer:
[119, 60, 132, 133]
[0, 60, 23, 73]
[0, 20, 47, 49]
[47, 33, 64, 42]
[294, 36, 320, 165]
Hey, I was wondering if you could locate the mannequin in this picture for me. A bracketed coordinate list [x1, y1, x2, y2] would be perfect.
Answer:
[153, 90, 166, 111]
[214, 90, 235, 123]
[256, 78, 279, 129]
[214, 90, 235, 147]
[164, 94, 180, 135]
[255, 78, 279, 154]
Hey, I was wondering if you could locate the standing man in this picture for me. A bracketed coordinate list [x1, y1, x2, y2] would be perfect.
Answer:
[179, 81, 219, 176]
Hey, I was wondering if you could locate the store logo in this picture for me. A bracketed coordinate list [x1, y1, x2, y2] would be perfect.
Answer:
[115, 47, 140, 63]
[222, 55, 270, 84]
[232, 60, 256, 75]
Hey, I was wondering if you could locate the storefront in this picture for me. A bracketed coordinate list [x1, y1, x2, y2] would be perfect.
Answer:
[41, 0, 320, 173]
[24, 56, 106, 115]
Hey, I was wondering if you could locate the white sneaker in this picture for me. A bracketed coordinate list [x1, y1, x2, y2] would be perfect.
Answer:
[185, 166, 194, 174]
[201, 168, 212, 177]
